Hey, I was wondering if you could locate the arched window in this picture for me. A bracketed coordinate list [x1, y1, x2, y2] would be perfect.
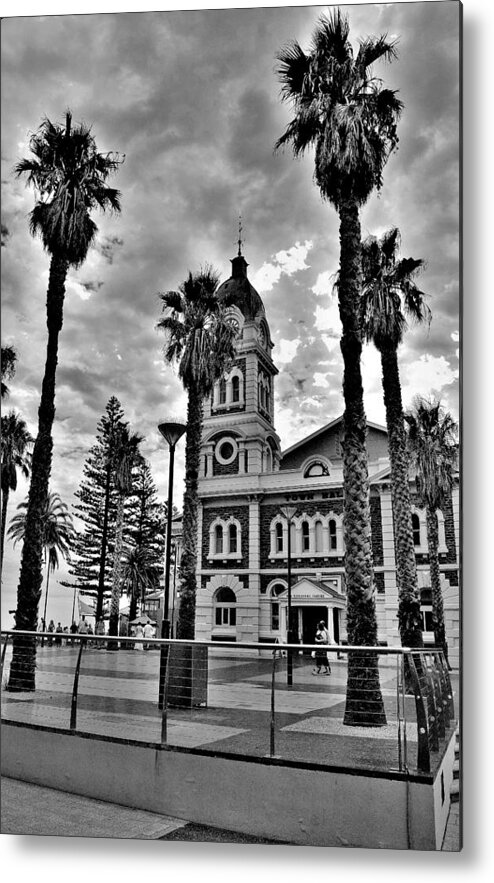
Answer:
[304, 461, 329, 478]
[209, 517, 242, 559]
[219, 377, 227, 405]
[328, 519, 337, 551]
[315, 520, 324, 553]
[412, 513, 421, 546]
[214, 587, 237, 627]
[231, 374, 240, 402]
[214, 524, 223, 555]
[229, 523, 238, 554]
[275, 522, 283, 553]
[301, 520, 310, 552]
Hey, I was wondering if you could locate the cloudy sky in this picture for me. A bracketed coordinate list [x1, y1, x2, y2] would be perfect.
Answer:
[1, 1, 460, 625]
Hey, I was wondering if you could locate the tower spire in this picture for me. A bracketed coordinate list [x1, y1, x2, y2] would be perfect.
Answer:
[237, 215, 243, 257]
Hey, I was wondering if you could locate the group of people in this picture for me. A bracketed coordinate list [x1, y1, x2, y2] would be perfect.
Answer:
[37, 616, 106, 646]
[35, 616, 157, 649]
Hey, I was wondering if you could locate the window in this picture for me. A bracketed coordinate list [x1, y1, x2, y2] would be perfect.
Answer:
[208, 517, 242, 559]
[301, 521, 310, 552]
[315, 520, 324, 553]
[214, 524, 223, 555]
[228, 523, 238, 554]
[304, 461, 329, 477]
[328, 520, 337, 551]
[275, 522, 283, 553]
[271, 602, 280, 631]
[231, 375, 240, 402]
[412, 513, 421, 546]
[219, 377, 227, 405]
[215, 436, 238, 465]
[214, 587, 237, 628]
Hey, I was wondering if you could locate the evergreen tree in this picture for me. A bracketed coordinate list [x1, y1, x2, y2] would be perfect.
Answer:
[126, 458, 167, 592]
[62, 397, 125, 616]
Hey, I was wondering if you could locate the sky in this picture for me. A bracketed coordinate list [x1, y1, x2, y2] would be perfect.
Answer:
[1, 1, 461, 627]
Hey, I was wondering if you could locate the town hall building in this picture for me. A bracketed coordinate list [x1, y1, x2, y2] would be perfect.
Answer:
[193, 249, 460, 667]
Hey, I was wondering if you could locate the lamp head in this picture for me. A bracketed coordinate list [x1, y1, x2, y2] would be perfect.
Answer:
[158, 420, 187, 447]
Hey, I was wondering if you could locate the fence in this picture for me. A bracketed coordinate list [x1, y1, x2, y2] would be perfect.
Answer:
[1, 630, 456, 775]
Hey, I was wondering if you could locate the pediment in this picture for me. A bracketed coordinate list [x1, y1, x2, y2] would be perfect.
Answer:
[285, 577, 344, 602]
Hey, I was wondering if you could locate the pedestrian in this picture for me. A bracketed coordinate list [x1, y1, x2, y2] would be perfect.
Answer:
[95, 618, 105, 648]
[47, 619, 55, 646]
[312, 620, 331, 675]
[70, 620, 78, 645]
[87, 623, 94, 645]
[134, 623, 144, 651]
[54, 622, 63, 646]
[129, 624, 136, 650]
[143, 621, 154, 650]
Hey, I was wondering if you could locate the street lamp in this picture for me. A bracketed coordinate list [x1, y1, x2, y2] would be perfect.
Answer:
[279, 503, 297, 686]
[158, 420, 187, 639]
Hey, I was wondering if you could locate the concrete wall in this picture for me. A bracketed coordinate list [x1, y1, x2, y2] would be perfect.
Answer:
[2, 722, 452, 850]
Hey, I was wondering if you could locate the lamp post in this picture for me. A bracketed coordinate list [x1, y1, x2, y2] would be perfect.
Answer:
[280, 503, 297, 686]
[158, 420, 187, 639]
[158, 420, 186, 710]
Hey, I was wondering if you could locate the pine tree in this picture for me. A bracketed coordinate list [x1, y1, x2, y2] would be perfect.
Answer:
[126, 458, 166, 589]
[63, 397, 126, 617]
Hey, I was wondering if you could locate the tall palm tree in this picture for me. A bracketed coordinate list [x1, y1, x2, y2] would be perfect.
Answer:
[121, 546, 160, 623]
[275, 9, 402, 725]
[405, 398, 458, 668]
[8, 112, 122, 691]
[1, 344, 17, 399]
[8, 491, 75, 633]
[361, 227, 431, 648]
[157, 267, 237, 639]
[1, 411, 33, 574]
[108, 427, 142, 641]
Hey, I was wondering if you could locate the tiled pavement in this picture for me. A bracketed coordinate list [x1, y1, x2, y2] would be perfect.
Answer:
[1, 644, 460, 848]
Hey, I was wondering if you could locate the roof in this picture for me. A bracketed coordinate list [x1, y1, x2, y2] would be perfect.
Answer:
[217, 254, 265, 321]
[281, 415, 388, 458]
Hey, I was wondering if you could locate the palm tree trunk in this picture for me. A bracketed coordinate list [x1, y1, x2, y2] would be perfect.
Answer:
[176, 386, 203, 640]
[108, 493, 125, 641]
[8, 253, 68, 692]
[425, 506, 450, 667]
[337, 199, 386, 726]
[380, 346, 423, 648]
[0, 486, 10, 575]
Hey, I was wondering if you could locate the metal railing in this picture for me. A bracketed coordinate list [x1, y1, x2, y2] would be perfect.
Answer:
[1, 631, 455, 775]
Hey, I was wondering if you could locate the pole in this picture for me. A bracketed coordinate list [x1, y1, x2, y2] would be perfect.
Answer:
[286, 515, 293, 687]
[162, 442, 176, 640]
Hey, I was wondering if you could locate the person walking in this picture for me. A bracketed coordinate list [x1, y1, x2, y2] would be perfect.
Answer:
[312, 620, 331, 675]
[143, 621, 154, 650]
[47, 619, 55, 647]
[134, 623, 144, 651]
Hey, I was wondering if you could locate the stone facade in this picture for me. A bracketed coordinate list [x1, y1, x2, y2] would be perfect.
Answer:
[192, 251, 460, 667]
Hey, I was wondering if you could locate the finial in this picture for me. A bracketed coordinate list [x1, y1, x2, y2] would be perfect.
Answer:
[237, 214, 244, 257]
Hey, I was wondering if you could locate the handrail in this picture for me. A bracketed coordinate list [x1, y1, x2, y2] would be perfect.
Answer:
[1, 630, 413, 655]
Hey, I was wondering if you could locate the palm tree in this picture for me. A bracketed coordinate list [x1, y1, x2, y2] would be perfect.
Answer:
[108, 427, 142, 642]
[8, 112, 122, 691]
[1, 344, 17, 399]
[8, 492, 75, 635]
[275, 9, 402, 725]
[121, 546, 160, 623]
[361, 227, 431, 648]
[405, 398, 458, 668]
[1, 411, 33, 574]
[157, 267, 237, 639]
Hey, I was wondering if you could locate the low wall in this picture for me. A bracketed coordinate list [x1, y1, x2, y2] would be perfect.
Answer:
[1, 721, 453, 850]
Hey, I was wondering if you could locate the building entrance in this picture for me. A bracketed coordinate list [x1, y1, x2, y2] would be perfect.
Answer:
[296, 606, 329, 647]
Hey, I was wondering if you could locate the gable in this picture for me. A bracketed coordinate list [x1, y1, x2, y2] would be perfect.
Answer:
[280, 417, 388, 471]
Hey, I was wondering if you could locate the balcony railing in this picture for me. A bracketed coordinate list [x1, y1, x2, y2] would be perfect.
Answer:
[1, 631, 455, 775]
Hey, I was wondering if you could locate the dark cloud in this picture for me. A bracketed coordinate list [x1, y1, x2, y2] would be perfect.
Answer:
[1, 3, 460, 625]
[1, 223, 11, 245]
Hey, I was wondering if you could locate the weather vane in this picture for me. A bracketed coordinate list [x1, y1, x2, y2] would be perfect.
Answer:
[237, 214, 244, 256]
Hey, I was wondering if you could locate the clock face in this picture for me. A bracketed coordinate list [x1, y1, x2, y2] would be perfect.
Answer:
[227, 314, 240, 336]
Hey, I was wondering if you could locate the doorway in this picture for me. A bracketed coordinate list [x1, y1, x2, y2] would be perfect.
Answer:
[298, 606, 329, 647]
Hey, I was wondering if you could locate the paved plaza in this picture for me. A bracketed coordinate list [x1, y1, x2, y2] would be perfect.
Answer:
[1, 643, 460, 848]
